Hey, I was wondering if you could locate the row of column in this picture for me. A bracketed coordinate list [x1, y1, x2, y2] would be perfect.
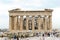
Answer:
[9, 15, 52, 32]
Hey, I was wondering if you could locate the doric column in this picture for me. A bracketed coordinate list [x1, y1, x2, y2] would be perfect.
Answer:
[26, 16, 29, 31]
[44, 15, 47, 31]
[32, 16, 35, 31]
[47, 16, 49, 30]
[18, 16, 20, 30]
[20, 16, 23, 31]
[37, 16, 41, 32]
[37, 16, 44, 32]
[49, 15, 52, 30]
[14, 16, 18, 30]
[9, 16, 12, 31]
[9, 16, 15, 31]
[17, 16, 19, 30]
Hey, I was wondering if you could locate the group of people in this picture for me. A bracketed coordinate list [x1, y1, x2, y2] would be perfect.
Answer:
[1, 32, 60, 40]
[34, 32, 60, 37]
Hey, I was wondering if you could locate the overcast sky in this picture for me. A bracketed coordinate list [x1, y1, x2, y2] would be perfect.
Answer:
[0, 0, 60, 29]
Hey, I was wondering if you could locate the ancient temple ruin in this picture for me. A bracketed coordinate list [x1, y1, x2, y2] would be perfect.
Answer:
[9, 8, 53, 33]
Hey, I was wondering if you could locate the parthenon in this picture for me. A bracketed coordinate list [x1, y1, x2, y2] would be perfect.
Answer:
[9, 8, 53, 33]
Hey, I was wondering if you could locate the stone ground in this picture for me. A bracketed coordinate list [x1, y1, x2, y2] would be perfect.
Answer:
[0, 37, 60, 40]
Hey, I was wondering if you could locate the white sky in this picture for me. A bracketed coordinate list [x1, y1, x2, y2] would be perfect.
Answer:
[0, 0, 60, 29]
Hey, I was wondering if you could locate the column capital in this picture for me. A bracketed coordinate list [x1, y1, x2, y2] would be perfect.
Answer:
[44, 15, 47, 17]
[38, 15, 42, 18]
[49, 15, 52, 17]
[38, 15, 41, 16]
[32, 15, 35, 17]
[48, 15, 52, 18]
[26, 15, 29, 17]
[44, 15, 48, 19]
[10, 15, 18, 17]
[10, 16, 14, 17]
[20, 15, 23, 17]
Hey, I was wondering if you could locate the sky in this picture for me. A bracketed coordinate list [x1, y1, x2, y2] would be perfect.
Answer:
[0, 0, 60, 29]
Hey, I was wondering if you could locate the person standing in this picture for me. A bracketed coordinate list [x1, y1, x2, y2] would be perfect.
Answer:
[17, 36, 19, 40]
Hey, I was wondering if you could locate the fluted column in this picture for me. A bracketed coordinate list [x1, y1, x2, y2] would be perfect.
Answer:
[38, 16, 44, 32]
[18, 16, 20, 30]
[37, 16, 41, 32]
[14, 16, 18, 30]
[44, 15, 47, 31]
[9, 16, 13, 31]
[47, 16, 49, 30]
[17, 16, 19, 30]
[49, 15, 52, 30]
[32, 16, 35, 32]
[10, 16, 15, 31]
[20, 16, 23, 31]
[26, 16, 29, 31]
